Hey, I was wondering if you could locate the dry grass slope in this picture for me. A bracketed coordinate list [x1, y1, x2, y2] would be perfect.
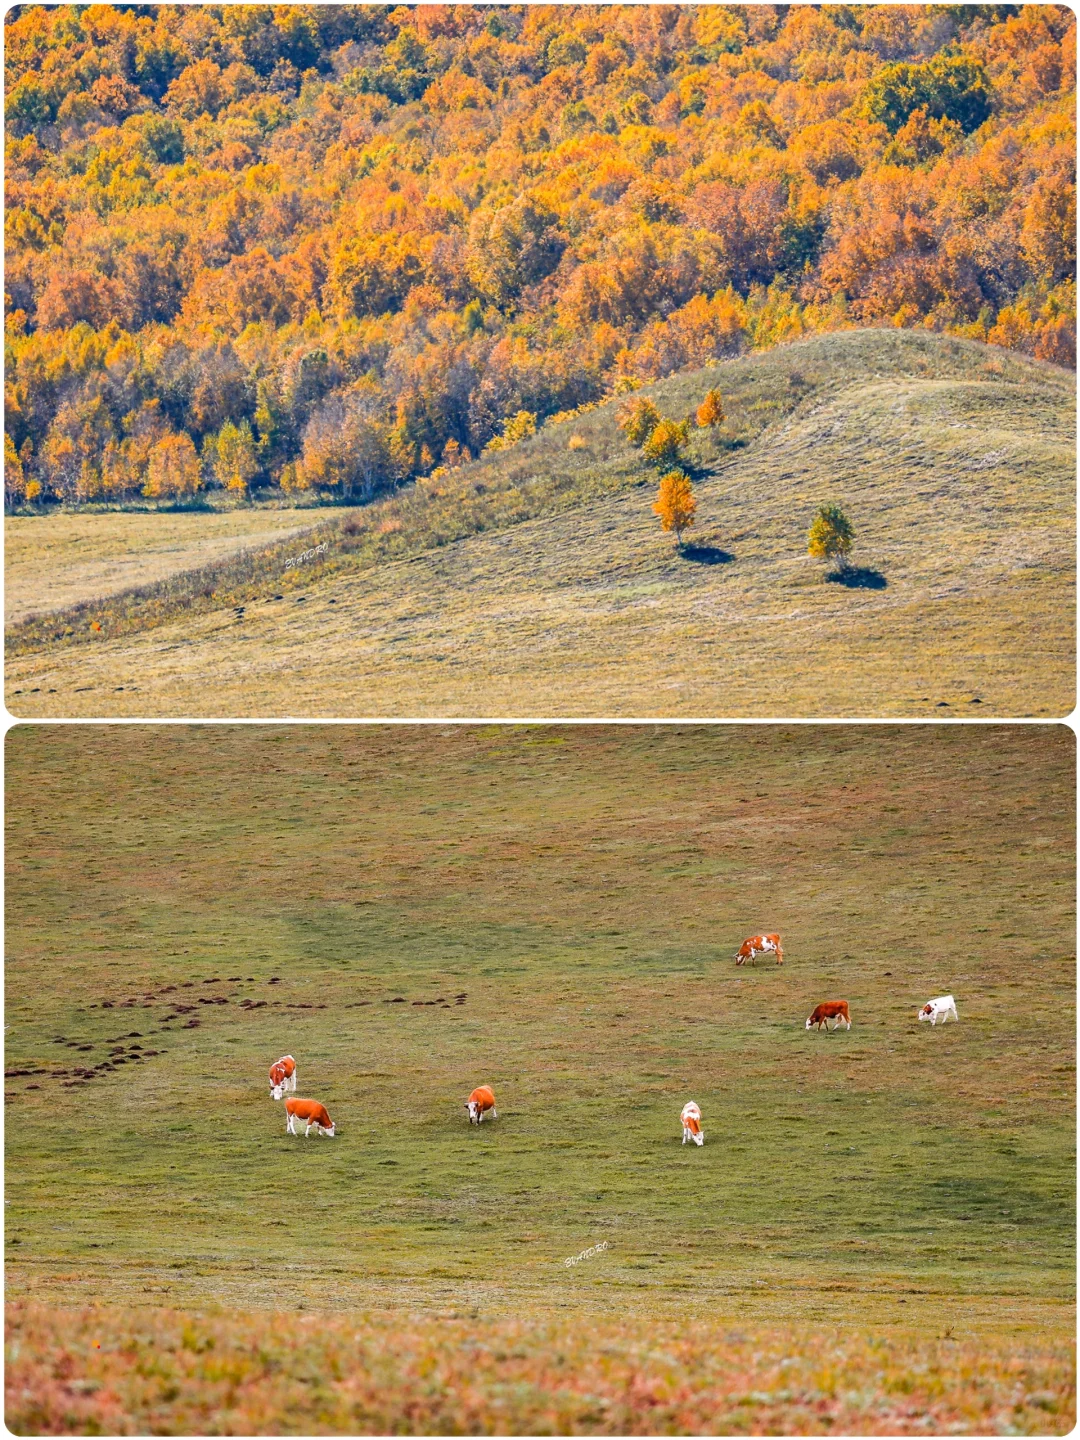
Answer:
[4, 507, 337, 626]
[6, 330, 1074, 718]
[5, 725, 1075, 1433]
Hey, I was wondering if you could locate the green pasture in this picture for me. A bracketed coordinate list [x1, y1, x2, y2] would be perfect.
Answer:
[5, 725, 1075, 1340]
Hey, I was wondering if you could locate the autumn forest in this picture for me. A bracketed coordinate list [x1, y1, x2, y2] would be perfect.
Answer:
[4, 3, 1075, 508]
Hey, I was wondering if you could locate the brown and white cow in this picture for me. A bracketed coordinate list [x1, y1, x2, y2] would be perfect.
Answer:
[918, 994, 958, 1026]
[806, 1000, 851, 1031]
[680, 1101, 704, 1146]
[269, 1054, 297, 1099]
[285, 1096, 335, 1137]
[465, 1086, 497, 1124]
[735, 933, 783, 966]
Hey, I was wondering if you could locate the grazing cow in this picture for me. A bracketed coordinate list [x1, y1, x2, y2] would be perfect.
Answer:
[269, 1054, 297, 1099]
[465, 1086, 497, 1124]
[735, 933, 783, 966]
[806, 1000, 852, 1032]
[285, 1097, 335, 1137]
[918, 994, 958, 1026]
[680, 1101, 704, 1146]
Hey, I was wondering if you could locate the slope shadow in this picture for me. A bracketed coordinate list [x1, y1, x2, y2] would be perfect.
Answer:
[825, 566, 887, 589]
[681, 544, 734, 566]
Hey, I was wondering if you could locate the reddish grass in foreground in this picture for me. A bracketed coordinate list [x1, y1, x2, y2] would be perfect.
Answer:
[5, 1303, 1074, 1436]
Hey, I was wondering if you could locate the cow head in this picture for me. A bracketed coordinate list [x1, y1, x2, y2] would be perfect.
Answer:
[466, 1100, 480, 1124]
[918, 1004, 933, 1020]
[270, 1078, 285, 1099]
[805, 1015, 814, 1029]
[689, 1128, 704, 1146]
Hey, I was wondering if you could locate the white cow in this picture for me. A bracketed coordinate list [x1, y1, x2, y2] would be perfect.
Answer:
[918, 994, 958, 1026]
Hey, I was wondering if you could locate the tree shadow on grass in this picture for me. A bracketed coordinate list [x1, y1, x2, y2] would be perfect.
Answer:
[681, 543, 734, 565]
[825, 566, 887, 590]
[160, 497, 216, 513]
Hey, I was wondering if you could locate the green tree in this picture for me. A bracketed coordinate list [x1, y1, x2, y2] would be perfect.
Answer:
[642, 417, 690, 468]
[617, 396, 662, 447]
[4, 432, 26, 509]
[207, 419, 258, 496]
[863, 56, 992, 136]
[807, 503, 855, 570]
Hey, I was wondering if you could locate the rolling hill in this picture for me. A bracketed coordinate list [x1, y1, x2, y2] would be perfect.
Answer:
[5, 724, 1075, 1432]
[6, 330, 1074, 718]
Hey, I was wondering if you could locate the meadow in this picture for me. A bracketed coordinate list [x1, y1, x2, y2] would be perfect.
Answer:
[5, 505, 336, 626]
[6, 331, 1075, 719]
[5, 724, 1075, 1433]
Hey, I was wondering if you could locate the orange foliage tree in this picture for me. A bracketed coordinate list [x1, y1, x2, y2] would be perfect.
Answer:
[652, 469, 696, 547]
[696, 389, 725, 428]
[3, 3, 1075, 509]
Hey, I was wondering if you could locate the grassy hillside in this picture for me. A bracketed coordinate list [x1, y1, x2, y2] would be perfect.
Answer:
[5, 725, 1075, 1431]
[6, 331, 1074, 719]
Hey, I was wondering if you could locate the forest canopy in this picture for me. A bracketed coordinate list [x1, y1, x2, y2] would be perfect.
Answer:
[4, 3, 1075, 506]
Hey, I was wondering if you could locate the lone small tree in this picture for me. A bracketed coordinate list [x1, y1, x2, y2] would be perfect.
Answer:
[807, 503, 855, 571]
[653, 469, 696, 547]
[696, 388, 725, 428]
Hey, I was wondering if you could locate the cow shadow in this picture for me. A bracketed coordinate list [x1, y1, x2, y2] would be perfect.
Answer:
[681, 543, 734, 566]
[825, 566, 887, 590]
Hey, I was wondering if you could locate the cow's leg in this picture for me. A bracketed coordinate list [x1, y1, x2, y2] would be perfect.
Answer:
[491, 1109, 497, 1118]
[286, 1114, 294, 1134]
[305, 1121, 313, 1137]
